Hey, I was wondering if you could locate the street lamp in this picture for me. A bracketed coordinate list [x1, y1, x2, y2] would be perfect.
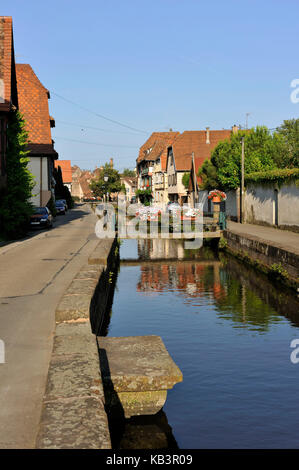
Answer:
[104, 174, 108, 202]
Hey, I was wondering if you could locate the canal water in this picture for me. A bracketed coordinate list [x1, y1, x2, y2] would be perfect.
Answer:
[105, 238, 299, 449]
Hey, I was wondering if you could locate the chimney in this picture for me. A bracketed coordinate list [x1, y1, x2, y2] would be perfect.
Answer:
[206, 127, 210, 144]
[232, 124, 239, 135]
[110, 158, 114, 168]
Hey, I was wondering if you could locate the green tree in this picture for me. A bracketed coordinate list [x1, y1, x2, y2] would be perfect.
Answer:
[53, 165, 74, 208]
[182, 172, 190, 189]
[199, 126, 282, 190]
[122, 168, 136, 177]
[276, 118, 299, 168]
[135, 188, 153, 205]
[0, 110, 34, 239]
[90, 163, 122, 200]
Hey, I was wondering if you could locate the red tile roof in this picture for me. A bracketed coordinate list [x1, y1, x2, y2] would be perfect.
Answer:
[54, 160, 72, 183]
[121, 176, 137, 187]
[170, 130, 232, 171]
[0, 16, 18, 111]
[137, 132, 180, 170]
[16, 64, 57, 157]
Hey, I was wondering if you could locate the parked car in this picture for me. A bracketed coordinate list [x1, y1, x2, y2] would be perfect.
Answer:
[30, 206, 53, 229]
[56, 199, 68, 211]
[55, 200, 66, 215]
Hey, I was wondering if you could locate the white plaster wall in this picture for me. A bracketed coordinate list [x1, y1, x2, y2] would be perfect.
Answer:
[245, 185, 275, 225]
[28, 157, 50, 206]
[28, 158, 40, 206]
[225, 190, 238, 219]
[277, 183, 299, 226]
[244, 182, 299, 227]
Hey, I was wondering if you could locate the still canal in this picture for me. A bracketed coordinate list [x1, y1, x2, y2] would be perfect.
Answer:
[104, 238, 299, 449]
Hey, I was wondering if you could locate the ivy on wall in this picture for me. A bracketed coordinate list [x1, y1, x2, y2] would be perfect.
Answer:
[245, 168, 299, 186]
[0, 110, 35, 239]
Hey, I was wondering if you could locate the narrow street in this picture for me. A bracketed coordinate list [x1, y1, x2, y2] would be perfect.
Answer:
[0, 204, 99, 448]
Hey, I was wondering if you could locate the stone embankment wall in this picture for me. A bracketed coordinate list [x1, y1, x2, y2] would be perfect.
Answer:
[223, 229, 299, 289]
[36, 238, 118, 449]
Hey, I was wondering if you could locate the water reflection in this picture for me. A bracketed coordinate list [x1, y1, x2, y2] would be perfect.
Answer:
[108, 239, 299, 448]
[118, 411, 178, 450]
[119, 239, 299, 333]
[135, 238, 215, 261]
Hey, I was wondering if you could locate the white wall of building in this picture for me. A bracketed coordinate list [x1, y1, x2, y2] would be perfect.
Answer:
[245, 182, 299, 227]
[28, 156, 51, 206]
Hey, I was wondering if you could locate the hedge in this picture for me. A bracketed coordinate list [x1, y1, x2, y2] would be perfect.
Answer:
[245, 168, 299, 185]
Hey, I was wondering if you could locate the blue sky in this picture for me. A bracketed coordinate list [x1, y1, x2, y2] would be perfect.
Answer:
[4, 0, 299, 171]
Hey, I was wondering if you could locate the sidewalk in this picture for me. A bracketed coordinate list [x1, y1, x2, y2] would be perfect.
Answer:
[227, 221, 299, 257]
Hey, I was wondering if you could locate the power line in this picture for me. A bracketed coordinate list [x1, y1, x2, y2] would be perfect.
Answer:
[51, 91, 149, 135]
[55, 119, 147, 136]
[4, 63, 149, 135]
[54, 136, 139, 148]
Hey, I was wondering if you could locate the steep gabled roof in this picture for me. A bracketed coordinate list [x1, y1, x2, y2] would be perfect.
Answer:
[16, 64, 57, 157]
[54, 160, 72, 183]
[137, 132, 180, 170]
[0, 16, 18, 111]
[170, 129, 232, 171]
[121, 176, 137, 187]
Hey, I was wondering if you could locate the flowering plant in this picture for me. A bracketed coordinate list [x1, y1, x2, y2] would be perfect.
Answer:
[208, 189, 227, 201]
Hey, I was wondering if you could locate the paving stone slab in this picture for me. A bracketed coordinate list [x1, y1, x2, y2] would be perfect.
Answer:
[36, 397, 111, 449]
[55, 294, 91, 322]
[88, 239, 115, 265]
[45, 354, 104, 401]
[97, 335, 183, 392]
[97, 335, 183, 418]
[74, 270, 102, 280]
[79, 264, 104, 273]
[65, 278, 98, 295]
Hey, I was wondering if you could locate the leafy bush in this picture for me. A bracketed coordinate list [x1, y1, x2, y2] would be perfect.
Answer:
[182, 172, 190, 189]
[245, 168, 299, 185]
[135, 188, 153, 205]
[47, 194, 57, 217]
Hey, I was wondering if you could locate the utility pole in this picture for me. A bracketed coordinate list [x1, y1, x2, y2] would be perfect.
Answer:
[192, 152, 197, 207]
[241, 137, 245, 223]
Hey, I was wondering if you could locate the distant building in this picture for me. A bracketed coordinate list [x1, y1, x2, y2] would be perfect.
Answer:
[0, 17, 18, 191]
[136, 132, 179, 204]
[167, 128, 232, 205]
[16, 64, 58, 206]
[71, 165, 94, 201]
[54, 160, 72, 193]
[121, 176, 137, 202]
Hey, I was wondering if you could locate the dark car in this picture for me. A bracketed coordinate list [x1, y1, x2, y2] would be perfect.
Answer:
[30, 207, 53, 229]
[55, 201, 66, 215]
[56, 199, 68, 211]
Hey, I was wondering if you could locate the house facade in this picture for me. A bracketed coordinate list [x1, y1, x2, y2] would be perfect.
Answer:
[0, 17, 18, 191]
[121, 176, 137, 202]
[167, 128, 233, 205]
[136, 131, 179, 202]
[166, 144, 191, 204]
[16, 64, 58, 207]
